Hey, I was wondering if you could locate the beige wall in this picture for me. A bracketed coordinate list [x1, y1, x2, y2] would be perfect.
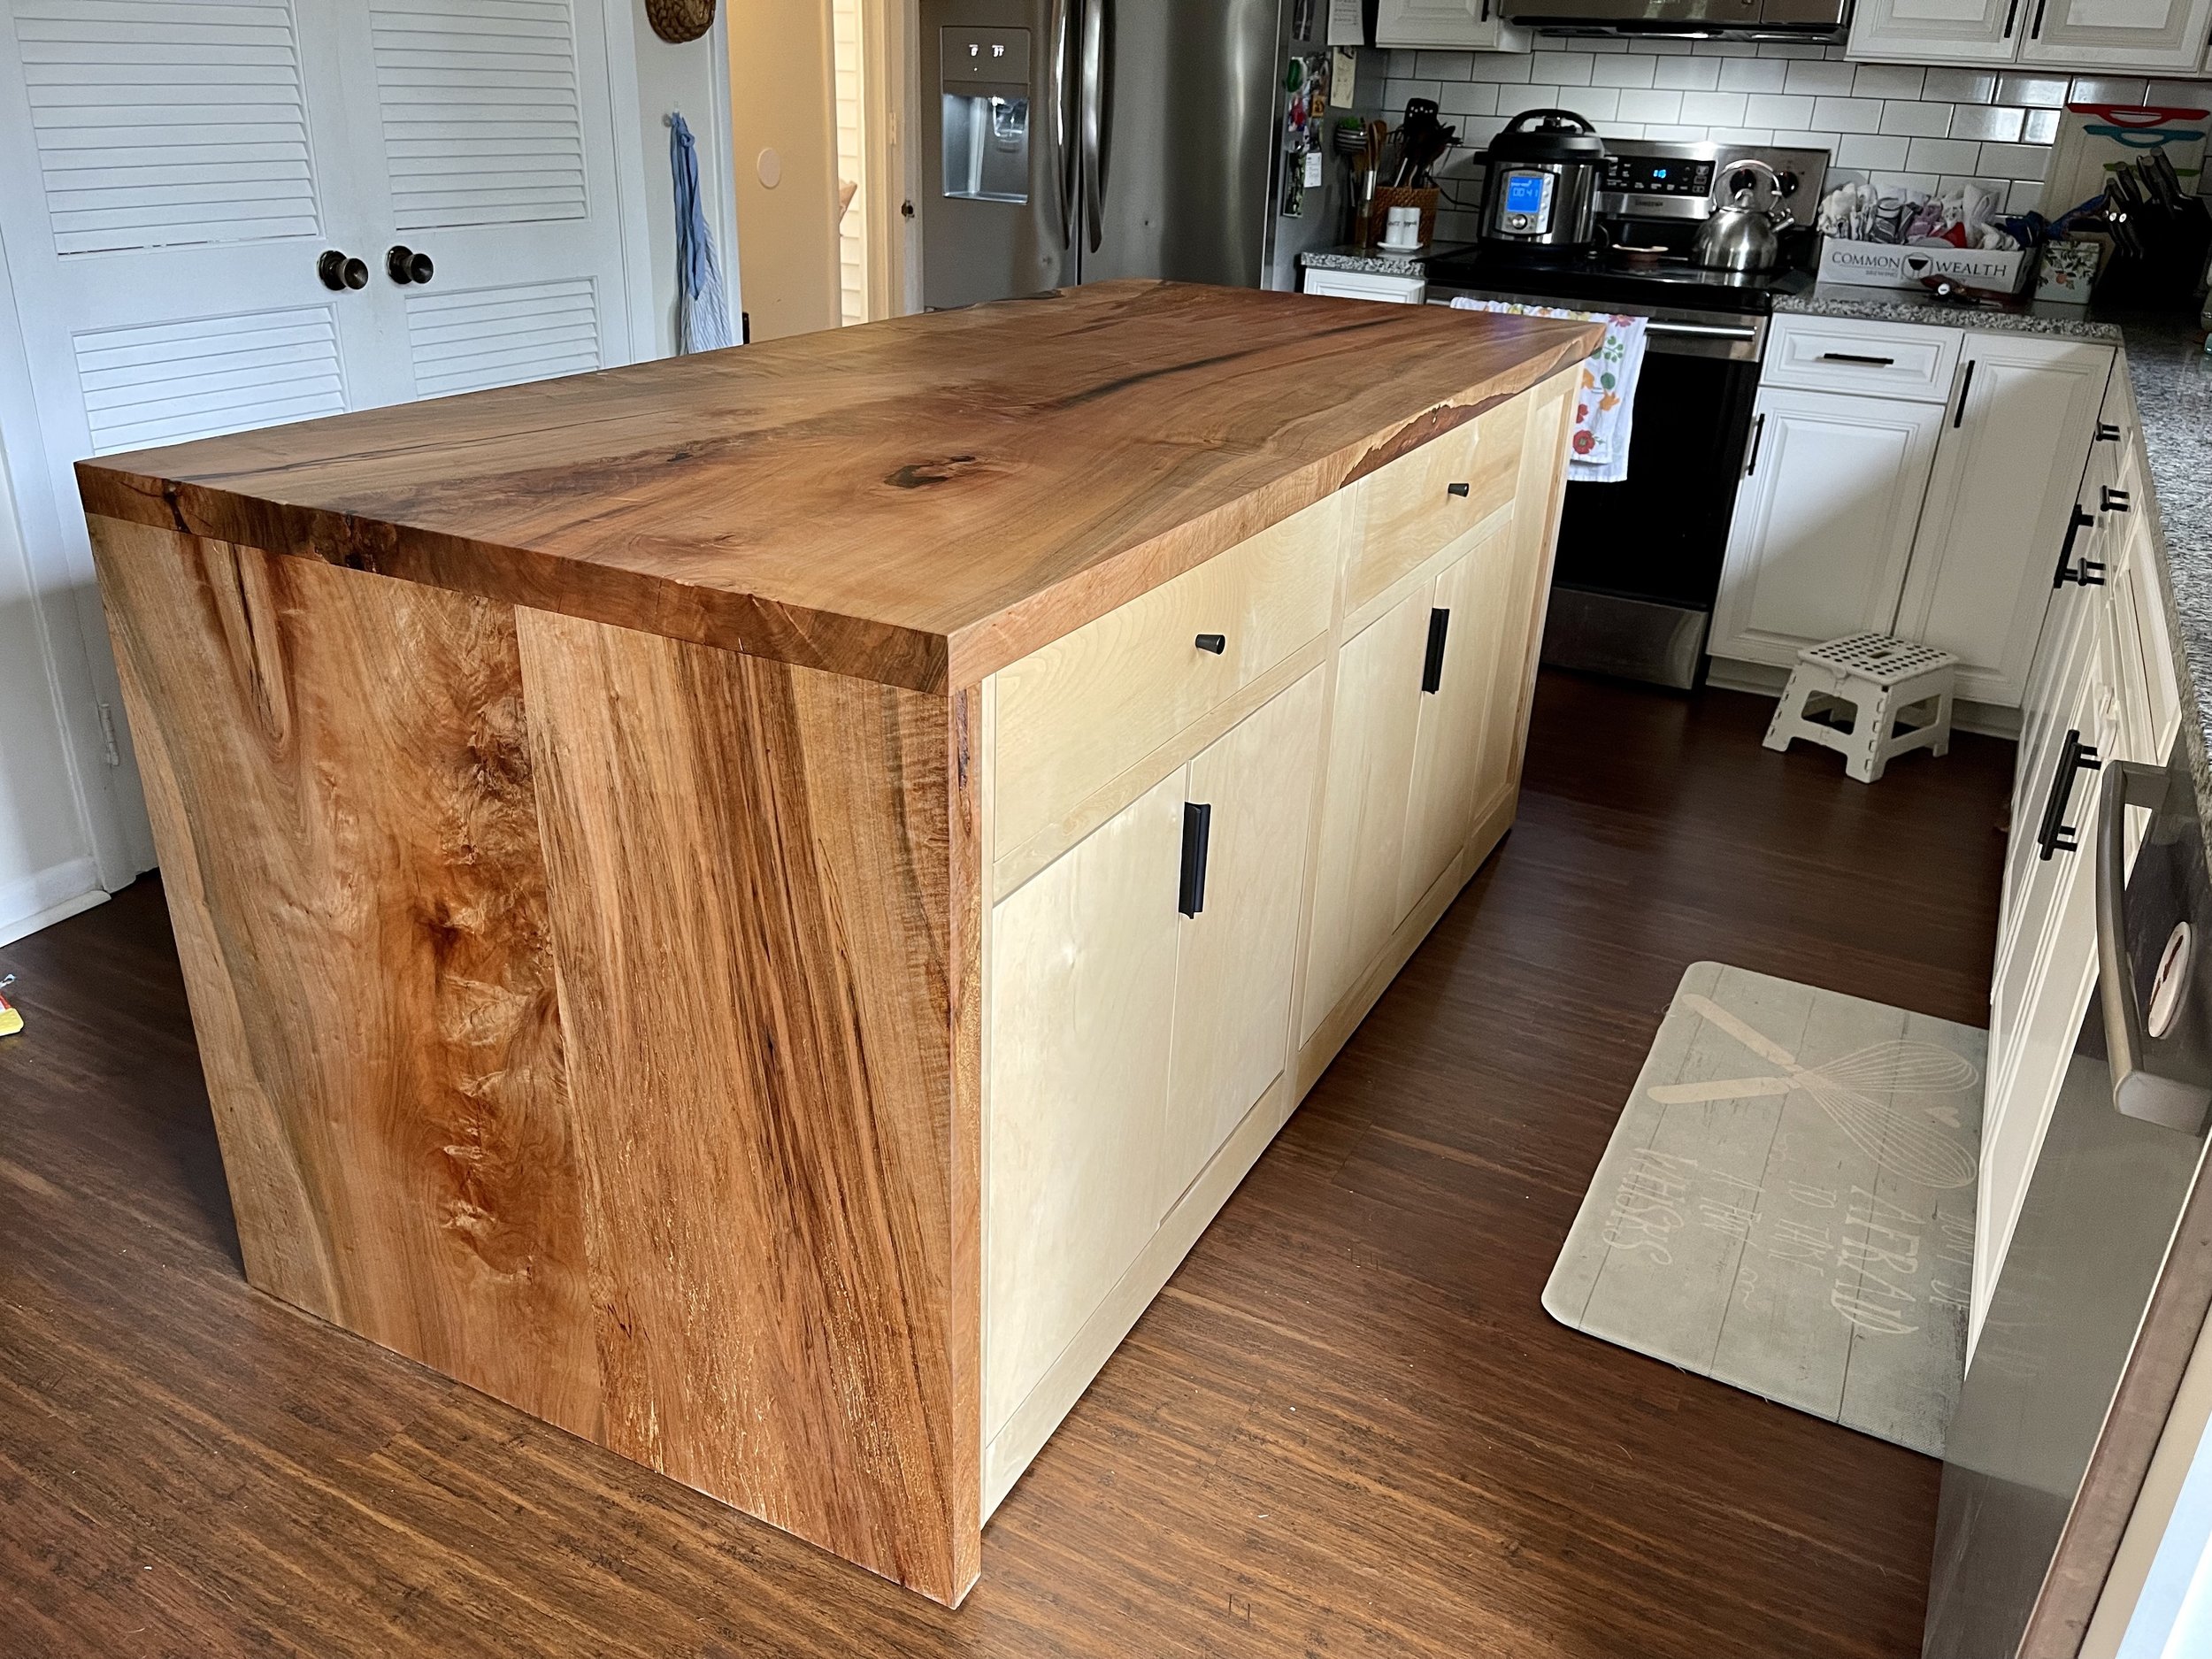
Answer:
[726, 0, 843, 340]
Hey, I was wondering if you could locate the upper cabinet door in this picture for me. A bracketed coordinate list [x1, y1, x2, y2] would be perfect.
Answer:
[1373, 0, 1528, 51]
[1847, 0, 2027, 60]
[1161, 669, 1325, 1210]
[1895, 334, 2115, 707]
[1709, 386, 1944, 671]
[2017, 0, 2212, 67]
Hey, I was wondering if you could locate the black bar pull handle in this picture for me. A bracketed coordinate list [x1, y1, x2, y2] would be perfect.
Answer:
[1952, 358, 1976, 427]
[1178, 802, 1212, 918]
[1194, 632, 1226, 654]
[2096, 421, 2122, 442]
[1744, 411, 1765, 478]
[2053, 506, 2104, 588]
[1421, 607, 1450, 695]
[1447, 481, 1471, 498]
[2103, 486, 2131, 514]
[2037, 727, 2102, 860]
[1818, 351, 1896, 366]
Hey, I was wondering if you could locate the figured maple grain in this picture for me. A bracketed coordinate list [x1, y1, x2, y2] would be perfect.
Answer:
[513, 610, 976, 1604]
[90, 516, 601, 1438]
[76, 281, 1599, 692]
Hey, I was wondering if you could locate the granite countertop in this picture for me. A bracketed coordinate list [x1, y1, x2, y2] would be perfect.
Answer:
[1302, 242, 1472, 277]
[1775, 282, 2126, 342]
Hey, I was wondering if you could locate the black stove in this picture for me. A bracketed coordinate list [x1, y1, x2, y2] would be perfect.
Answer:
[1425, 245, 1816, 317]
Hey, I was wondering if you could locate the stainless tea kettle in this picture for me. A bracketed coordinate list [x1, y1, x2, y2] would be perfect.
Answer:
[1695, 159, 1793, 273]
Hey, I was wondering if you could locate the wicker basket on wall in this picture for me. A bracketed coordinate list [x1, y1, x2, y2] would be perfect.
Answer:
[646, 0, 716, 43]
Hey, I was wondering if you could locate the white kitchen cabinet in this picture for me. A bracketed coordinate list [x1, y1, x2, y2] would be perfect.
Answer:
[1849, 0, 2212, 71]
[2017, 0, 2212, 68]
[1848, 0, 2024, 64]
[1709, 386, 1945, 669]
[1895, 333, 2116, 707]
[1374, 0, 1529, 51]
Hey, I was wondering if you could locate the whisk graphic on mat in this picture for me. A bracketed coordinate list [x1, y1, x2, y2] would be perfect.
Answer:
[1646, 994, 1980, 1191]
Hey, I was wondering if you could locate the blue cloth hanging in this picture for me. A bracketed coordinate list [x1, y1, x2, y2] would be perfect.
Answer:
[669, 112, 735, 352]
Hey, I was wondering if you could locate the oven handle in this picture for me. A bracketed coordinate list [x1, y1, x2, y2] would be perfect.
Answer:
[2095, 757, 2212, 1133]
[1646, 320, 1761, 341]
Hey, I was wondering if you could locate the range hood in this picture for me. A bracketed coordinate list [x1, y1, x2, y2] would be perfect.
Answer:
[1506, 0, 1850, 40]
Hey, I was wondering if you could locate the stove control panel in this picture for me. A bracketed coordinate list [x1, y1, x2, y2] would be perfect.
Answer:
[1599, 155, 1714, 199]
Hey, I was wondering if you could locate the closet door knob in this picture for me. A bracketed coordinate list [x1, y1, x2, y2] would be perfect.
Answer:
[318, 250, 368, 291]
[387, 246, 434, 285]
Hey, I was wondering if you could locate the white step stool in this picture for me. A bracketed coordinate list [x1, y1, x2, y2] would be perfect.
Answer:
[1763, 634, 1958, 784]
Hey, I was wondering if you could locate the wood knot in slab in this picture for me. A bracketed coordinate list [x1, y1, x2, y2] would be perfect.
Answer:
[885, 454, 985, 489]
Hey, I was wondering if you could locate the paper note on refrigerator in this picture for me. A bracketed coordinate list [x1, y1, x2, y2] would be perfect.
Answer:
[1327, 0, 1363, 46]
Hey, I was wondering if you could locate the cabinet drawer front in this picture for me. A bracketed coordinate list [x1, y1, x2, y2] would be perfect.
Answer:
[1763, 315, 1962, 403]
[994, 497, 1337, 859]
[1344, 396, 1525, 614]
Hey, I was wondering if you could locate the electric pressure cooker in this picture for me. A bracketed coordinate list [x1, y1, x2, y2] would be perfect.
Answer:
[1479, 110, 1605, 255]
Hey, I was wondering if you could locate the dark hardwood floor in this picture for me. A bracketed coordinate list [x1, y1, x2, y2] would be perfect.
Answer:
[0, 672, 2012, 1658]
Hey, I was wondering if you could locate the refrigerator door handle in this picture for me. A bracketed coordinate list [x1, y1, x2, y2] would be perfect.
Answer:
[2095, 757, 2212, 1133]
[1079, 0, 1104, 253]
[1048, 0, 1074, 248]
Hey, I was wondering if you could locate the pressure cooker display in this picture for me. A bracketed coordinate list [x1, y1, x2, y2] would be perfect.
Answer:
[1498, 169, 1555, 233]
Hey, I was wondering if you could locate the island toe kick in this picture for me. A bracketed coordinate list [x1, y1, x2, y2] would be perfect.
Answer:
[78, 283, 1591, 1605]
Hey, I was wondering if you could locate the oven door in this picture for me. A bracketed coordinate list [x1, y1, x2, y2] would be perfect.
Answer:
[1428, 289, 1765, 689]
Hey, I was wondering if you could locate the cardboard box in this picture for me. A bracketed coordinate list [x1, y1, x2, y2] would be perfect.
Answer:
[1816, 237, 2032, 293]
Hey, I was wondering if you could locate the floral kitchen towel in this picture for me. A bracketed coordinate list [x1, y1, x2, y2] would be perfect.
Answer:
[1448, 299, 1648, 483]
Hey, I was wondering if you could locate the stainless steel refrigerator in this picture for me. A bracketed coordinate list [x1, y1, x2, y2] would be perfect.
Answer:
[1925, 746, 2212, 1656]
[918, 0, 1339, 308]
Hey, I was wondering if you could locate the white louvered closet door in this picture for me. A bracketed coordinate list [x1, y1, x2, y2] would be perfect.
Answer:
[0, 0, 644, 894]
[337, 0, 634, 405]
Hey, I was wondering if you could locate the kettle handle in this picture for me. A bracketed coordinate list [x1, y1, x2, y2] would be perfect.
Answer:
[1501, 108, 1598, 135]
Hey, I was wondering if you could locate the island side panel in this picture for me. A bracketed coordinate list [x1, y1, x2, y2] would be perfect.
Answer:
[513, 611, 979, 1605]
[88, 516, 603, 1438]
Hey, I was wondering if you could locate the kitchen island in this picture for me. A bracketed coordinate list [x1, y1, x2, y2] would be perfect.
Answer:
[74, 280, 1596, 1605]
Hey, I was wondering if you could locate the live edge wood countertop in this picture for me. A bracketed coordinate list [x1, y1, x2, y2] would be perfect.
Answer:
[76, 280, 1599, 695]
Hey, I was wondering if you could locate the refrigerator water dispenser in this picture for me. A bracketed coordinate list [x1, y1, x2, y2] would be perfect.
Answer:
[940, 27, 1030, 205]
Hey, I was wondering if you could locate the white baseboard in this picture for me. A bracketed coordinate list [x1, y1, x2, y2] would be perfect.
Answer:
[0, 855, 111, 947]
[1704, 657, 2022, 741]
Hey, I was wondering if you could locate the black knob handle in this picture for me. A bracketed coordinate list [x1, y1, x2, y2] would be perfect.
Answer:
[1194, 633, 1226, 655]
[1447, 481, 1471, 497]
[318, 250, 368, 291]
[387, 246, 434, 285]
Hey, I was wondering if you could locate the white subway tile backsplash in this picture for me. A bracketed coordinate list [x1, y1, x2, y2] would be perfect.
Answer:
[1468, 54, 1536, 83]
[1996, 73, 2070, 108]
[1947, 104, 2025, 142]
[1590, 55, 1658, 88]
[1718, 58, 1788, 93]
[1836, 134, 1911, 170]
[1651, 55, 1722, 90]
[1812, 96, 1884, 134]
[1976, 141, 2049, 180]
[1920, 69, 1997, 104]
[1617, 88, 1685, 122]
[1437, 81, 1501, 119]
[2070, 76, 2149, 104]
[1850, 65, 1924, 99]
[1370, 42, 2212, 211]
[1782, 59, 1856, 96]
[1743, 93, 1815, 127]
[1678, 90, 1749, 125]
[1906, 136, 1982, 173]
[1878, 99, 1952, 137]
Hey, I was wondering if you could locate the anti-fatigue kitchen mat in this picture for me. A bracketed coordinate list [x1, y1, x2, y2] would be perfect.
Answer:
[1543, 961, 1983, 1457]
